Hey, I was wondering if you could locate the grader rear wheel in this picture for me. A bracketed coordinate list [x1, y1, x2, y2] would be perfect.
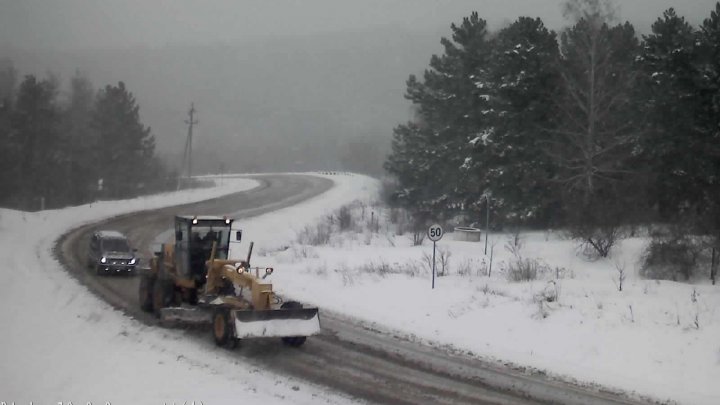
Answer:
[152, 278, 173, 318]
[138, 274, 155, 312]
[187, 287, 199, 305]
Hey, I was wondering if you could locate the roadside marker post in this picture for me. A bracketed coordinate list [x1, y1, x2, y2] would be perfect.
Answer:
[427, 224, 444, 289]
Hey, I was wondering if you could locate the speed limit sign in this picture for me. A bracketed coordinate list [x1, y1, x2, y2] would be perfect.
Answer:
[427, 223, 443, 289]
[428, 224, 444, 242]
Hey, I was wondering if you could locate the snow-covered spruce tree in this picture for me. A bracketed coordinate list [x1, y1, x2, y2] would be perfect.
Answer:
[694, 2, 720, 239]
[476, 16, 563, 227]
[385, 12, 493, 220]
[636, 8, 703, 223]
[635, 8, 712, 280]
[385, 122, 435, 211]
[91, 81, 156, 199]
[551, 0, 642, 257]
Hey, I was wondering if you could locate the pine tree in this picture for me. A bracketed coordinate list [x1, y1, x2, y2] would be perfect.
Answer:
[694, 2, 720, 235]
[60, 70, 97, 204]
[0, 60, 18, 206]
[91, 81, 155, 198]
[0, 59, 15, 109]
[636, 8, 701, 221]
[386, 13, 493, 218]
[11, 75, 61, 208]
[480, 16, 562, 226]
[385, 121, 437, 211]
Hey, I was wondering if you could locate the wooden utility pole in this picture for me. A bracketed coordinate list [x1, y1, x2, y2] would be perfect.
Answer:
[180, 103, 198, 187]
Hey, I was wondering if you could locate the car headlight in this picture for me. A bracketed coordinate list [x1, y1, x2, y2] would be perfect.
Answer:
[129, 258, 137, 265]
[100, 257, 107, 263]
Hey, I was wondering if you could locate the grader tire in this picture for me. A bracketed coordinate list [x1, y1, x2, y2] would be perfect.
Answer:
[281, 336, 307, 347]
[152, 278, 174, 318]
[138, 274, 156, 313]
[187, 287, 199, 305]
[280, 301, 308, 347]
[213, 309, 238, 349]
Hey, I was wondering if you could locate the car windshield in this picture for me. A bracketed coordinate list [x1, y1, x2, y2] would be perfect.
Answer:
[102, 238, 130, 252]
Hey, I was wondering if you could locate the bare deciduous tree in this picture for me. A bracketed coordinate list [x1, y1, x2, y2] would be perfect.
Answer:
[554, 0, 637, 201]
[551, 0, 641, 257]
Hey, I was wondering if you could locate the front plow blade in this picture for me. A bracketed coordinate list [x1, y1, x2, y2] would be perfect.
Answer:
[232, 307, 321, 338]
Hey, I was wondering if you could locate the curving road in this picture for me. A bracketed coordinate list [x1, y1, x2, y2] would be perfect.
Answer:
[56, 174, 650, 405]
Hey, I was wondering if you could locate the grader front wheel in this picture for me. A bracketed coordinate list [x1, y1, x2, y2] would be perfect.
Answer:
[280, 301, 308, 347]
[213, 309, 238, 349]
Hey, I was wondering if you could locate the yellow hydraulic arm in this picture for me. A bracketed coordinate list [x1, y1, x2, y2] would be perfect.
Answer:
[204, 241, 275, 310]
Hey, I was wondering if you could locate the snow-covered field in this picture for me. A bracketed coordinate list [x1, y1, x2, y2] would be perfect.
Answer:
[3, 172, 718, 405]
[252, 177, 720, 405]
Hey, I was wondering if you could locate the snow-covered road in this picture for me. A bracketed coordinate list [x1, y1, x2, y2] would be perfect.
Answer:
[2, 172, 689, 405]
[56, 173, 572, 405]
[0, 175, 360, 405]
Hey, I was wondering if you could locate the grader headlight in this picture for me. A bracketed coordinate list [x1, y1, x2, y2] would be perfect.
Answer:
[262, 267, 274, 279]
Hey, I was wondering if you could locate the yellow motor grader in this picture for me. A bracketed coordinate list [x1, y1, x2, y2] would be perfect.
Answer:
[138, 215, 320, 348]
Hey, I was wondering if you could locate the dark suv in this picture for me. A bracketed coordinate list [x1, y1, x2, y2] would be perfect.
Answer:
[88, 230, 137, 275]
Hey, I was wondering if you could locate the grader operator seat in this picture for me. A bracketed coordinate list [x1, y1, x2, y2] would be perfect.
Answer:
[174, 215, 233, 286]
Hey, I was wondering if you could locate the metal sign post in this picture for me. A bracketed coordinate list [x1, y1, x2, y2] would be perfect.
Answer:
[427, 224, 444, 289]
[432, 239, 436, 289]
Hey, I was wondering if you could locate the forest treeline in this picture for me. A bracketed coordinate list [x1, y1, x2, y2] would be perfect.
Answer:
[0, 66, 174, 210]
[385, 1, 720, 277]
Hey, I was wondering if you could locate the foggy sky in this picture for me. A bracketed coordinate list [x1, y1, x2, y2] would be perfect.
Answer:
[2, 0, 717, 51]
[2, 1, 719, 175]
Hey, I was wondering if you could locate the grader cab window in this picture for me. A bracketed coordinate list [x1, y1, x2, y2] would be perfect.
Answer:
[189, 226, 230, 259]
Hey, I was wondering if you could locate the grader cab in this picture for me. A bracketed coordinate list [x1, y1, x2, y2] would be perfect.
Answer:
[174, 215, 234, 288]
[138, 215, 320, 348]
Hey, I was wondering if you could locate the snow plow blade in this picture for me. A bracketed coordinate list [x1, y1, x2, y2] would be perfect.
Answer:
[232, 307, 321, 338]
[160, 307, 211, 324]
